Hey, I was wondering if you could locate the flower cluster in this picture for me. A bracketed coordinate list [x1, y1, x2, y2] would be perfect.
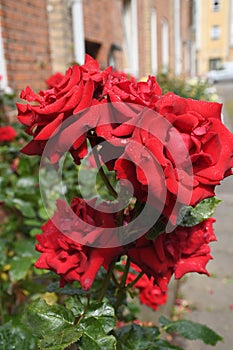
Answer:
[17, 55, 233, 311]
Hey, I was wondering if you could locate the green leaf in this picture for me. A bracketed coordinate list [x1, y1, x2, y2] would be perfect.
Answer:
[84, 301, 116, 333]
[13, 239, 39, 259]
[38, 327, 82, 350]
[0, 321, 37, 350]
[9, 256, 33, 282]
[177, 197, 221, 227]
[150, 339, 183, 349]
[0, 238, 7, 266]
[22, 299, 75, 338]
[159, 316, 171, 328]
[114, 323, 160, 350]
[12, 198, 35, 218]
[164, 319, 223, 346]
[79, 332, 117, 350]
[65, 295, 87, 317]
[24, 219, 42, 227]
[77, 300, 117, 350]
[30, 227, 42, 237]
[38, 207, 49, 220]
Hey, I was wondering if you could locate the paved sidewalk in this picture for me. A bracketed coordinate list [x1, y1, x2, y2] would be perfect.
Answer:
[177, 101, 233, 349]
[179, 176, 233, 350]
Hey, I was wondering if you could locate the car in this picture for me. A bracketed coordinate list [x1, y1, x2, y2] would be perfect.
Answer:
[206, 62, 233, 84]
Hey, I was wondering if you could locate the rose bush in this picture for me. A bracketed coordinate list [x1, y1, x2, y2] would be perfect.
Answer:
[11, 55, 232, 349]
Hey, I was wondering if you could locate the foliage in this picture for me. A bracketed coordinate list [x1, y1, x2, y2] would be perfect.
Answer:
[0, 295, 222, 349]
[0, 89, 16, 120]
[177, 197, 221, 227]
[156, 73, 216, 101]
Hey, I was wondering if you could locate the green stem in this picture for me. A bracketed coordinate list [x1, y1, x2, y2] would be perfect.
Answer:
[91, 144, 118, 199]
[114, 257, 131, 311]
[111, 272, 120, 288]
[120, 256, 131, 289]
[127, 271, 144, 289]
[97, 259, 116, 302]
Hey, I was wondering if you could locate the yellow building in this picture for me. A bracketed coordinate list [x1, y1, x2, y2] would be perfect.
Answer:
[195, 0, 233, 76]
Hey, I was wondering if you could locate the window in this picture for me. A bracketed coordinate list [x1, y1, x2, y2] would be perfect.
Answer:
[151, 8, 158, 75]
[85, 40, 101, 59]
[211, 0, 221, 11]
[209, 58, 221, 70]
[123, 0, 139, 77]
[161, 18, 169, 73]
[210, 25, 221, 40]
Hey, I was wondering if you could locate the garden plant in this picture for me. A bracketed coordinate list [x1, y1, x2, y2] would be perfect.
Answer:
[0, 55, 233, 349]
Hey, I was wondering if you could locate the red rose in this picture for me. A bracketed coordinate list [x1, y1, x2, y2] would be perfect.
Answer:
[17, 55, 108, 164]
[128, 218, 216, 290]
[46, 72, 65, 88]
[115, 94, 233, 222]
[0, 126, 17, 142]
[96, 75, 162, 145]
[35, 198, 123, 290]
[155, 93, 233, 205]
[125, 262, 167, 311]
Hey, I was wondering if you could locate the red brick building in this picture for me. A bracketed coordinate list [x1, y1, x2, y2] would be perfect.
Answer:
[0, 0, 52, 93]
[0, 0, 195, 95]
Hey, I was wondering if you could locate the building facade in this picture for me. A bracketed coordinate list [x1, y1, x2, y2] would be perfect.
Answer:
[194, 0, 233, 76]
[0, 0, 52, 92]
[4, 0, 229, 95]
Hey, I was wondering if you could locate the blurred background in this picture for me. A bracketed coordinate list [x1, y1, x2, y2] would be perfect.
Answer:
[1, 0, 233, 94]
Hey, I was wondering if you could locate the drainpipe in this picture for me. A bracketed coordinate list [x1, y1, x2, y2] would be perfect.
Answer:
[70, 0, 85, 65]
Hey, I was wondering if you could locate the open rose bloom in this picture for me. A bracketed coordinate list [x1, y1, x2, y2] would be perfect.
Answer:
[17, 55, 233, 311]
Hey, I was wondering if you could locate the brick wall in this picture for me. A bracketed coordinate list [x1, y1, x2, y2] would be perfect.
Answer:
[83, 0, 124, 70]
[152, 0, 173, 74]
[47, 0, 74, 73]
[138, 0, 152, 78]
[0, 0, 52, 93]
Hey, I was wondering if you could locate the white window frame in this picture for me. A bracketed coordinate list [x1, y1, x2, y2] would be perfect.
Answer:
[70, 0, 85, 65]
[174, 0, 181, 76]
[210, 25, 221, 40]
[0, 24, 8, 90]
[123, 0, 139, 77]
[150, 8, 158, 75]
[230, 0, 233, 46]
[161, 18, 169, 73]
